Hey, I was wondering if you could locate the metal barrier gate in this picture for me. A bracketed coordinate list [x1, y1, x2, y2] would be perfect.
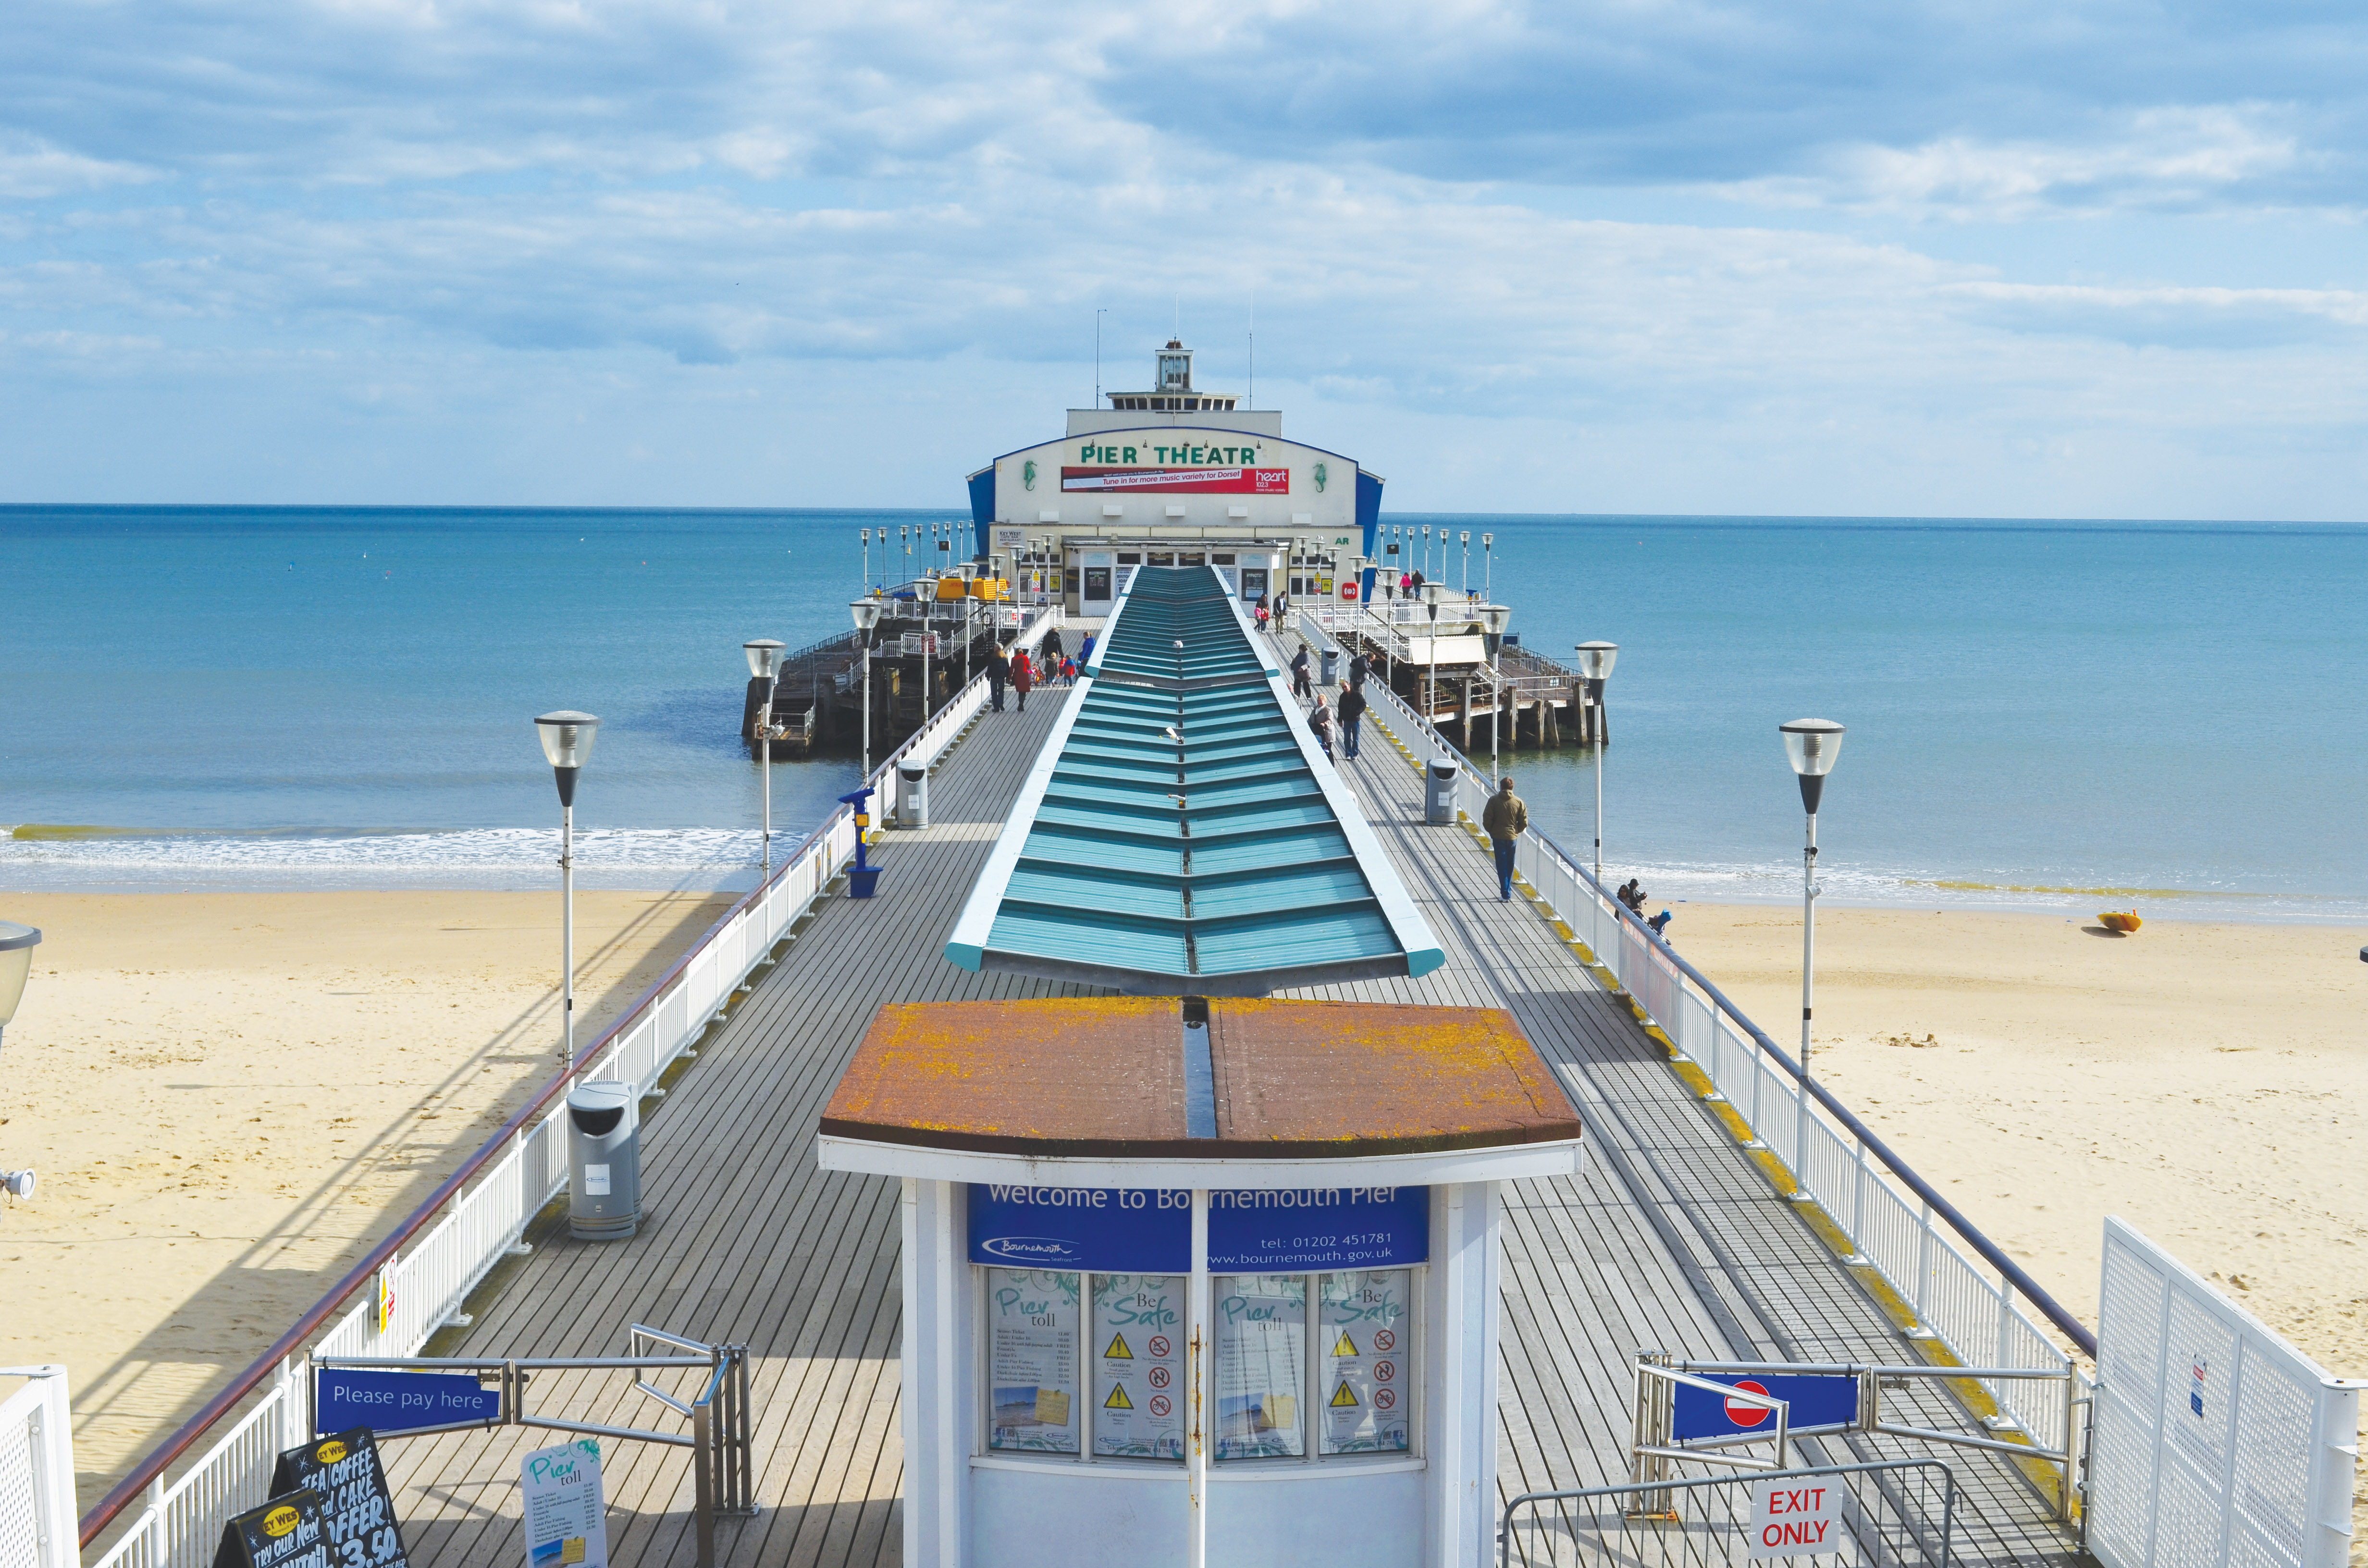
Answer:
[317, 1324, 754, 1568]
[1502, 1460, 1957, 1568]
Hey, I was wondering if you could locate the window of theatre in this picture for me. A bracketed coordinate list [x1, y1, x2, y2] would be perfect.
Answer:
[971, 1185, 1427, 1468]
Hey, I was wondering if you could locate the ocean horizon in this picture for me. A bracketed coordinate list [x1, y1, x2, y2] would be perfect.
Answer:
[5, 504, 2364, 923]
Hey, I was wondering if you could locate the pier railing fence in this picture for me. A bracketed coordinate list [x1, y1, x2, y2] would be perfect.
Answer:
[1328, 631, 2096, 1508]
[0, 1370, 75, 1568]
[77, 612, 1062, 1568]
[1501, 1459, 1957, 1568]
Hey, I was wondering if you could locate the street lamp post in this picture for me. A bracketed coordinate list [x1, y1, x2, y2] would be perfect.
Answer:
[0, 920, 41, 1199]
[534, 710, 601, 1074]
[1482, 532, 1494, 603]
[744, 639, 785, 878]
[860, 527, 871, 590]
[1781, 717, 1846, 1197]
[1478, 604, 1511, 780]
[1573, 642, 1618, 879]
[851, 600, 883, 779]
[1460, 530, 1471, 597]
[1780, 719, 1846, 1074]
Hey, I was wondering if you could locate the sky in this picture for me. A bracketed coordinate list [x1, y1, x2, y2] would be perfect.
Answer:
[3, 0, 2364, 517]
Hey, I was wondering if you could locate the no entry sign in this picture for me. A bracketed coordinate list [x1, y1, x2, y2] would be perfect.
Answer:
[1748, 1476, 1840, 1558]
[1672, 1373, 1857, 1441]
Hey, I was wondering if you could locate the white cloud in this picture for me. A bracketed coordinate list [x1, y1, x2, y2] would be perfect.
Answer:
[0, 137, 163, 199]
[1711, 106, 2309, 219]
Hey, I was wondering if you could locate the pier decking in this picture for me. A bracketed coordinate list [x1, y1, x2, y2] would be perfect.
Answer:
[378, 676, 2079, 1568]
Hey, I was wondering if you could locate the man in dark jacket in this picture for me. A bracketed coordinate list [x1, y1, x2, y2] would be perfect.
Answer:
[1480, 776, 1528, 901]
[1346, 652, 1370, 690]
[1336, 683, 1368, 760]
[986, 643, 1010, 712]
[1289, 646, 1313, 699]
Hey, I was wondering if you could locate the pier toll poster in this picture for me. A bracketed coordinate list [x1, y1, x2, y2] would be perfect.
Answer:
[520, 1440, 608, 1568]
[212, 1490, 328, 1568]
[270, 1429, 411, 1568]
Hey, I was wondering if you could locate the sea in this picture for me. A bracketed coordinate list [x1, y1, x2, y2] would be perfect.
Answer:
[4, 505, 2364, 923]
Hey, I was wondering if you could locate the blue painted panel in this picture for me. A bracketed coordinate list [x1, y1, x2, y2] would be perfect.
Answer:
[315, 1368, 500, 1436]
[967, 467, 995, 558]
[1671, 1373, 1859, 1439]
[1208, 1186, 1429, 1270]
[1356, 468, 1384, 559]
[968, 1184, 1191, 1271]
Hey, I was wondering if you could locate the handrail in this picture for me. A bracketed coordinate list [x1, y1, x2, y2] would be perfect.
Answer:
[1319, 624, 2099, 1360]
[81, 607, 1062, 1546]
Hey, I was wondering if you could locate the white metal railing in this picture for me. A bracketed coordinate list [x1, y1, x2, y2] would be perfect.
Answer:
[0, 1371, 74, 1568]
[78, 610, 1063, 1568]
[1344, 658, 2096, 1488]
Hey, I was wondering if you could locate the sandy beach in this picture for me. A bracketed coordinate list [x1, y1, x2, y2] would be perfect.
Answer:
[0, 890, 735, 1508]
[1666, 903, 2368, 1368]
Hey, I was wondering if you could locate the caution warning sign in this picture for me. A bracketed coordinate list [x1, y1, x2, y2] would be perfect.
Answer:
[1332, 1331, 1358, 1358]
[1104, 1384, 1134, 1410]
[1329, 1382, 1359, 1409]
[1103, 1333, 1133, 1360]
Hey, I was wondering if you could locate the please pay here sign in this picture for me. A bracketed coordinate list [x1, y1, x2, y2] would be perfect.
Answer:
[1748, 1476, 1840, 1558]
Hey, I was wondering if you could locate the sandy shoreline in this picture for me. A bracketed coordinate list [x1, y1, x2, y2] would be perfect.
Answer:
[0, 890, 735, 1508]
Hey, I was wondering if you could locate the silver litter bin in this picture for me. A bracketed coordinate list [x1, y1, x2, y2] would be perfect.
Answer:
[896, 760, 930, 829]
[1425, 758, 1459, 825]
[1319, 648, 1339, 686]
[567, 1081, 641, 1240]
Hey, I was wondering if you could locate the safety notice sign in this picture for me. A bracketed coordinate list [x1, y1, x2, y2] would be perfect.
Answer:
[1746, 1477, 1838, 1558]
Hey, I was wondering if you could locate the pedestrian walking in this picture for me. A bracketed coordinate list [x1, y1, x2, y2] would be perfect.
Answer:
[1042, 626, 1064, 663]
[986, 643, 1010, 712]
[1290, 646, 1313, 699]
[1398, 571, 1412, 599]
[1337, 683, 1367, 760]
[1481, 776, 1528, 902]
[1061, 655, 1076, 685]
[1347, 651, 1370, 690]
[1080, 633, 1096, 664]
[1256, 599, 1270, 635]
[1308, 694, 1335, 761]
[1012, 648, 1035, 712]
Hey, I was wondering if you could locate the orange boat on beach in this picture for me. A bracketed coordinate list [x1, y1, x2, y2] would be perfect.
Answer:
[2100, 910, 2143, 932]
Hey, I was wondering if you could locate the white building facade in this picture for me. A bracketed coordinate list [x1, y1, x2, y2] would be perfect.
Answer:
[967, 340, 1385, 617]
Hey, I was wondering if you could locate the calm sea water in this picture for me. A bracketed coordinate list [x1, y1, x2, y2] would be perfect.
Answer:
[4, 506, 2363, 920]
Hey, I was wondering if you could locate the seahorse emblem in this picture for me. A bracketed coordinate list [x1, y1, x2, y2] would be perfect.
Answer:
[1022, 460, 1038, 491]
[1313, 462, 1328, 493]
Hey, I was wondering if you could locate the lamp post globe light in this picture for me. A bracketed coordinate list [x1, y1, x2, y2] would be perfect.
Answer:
[0, 921, 41, 1200]
[1780, 715, 1845, 1072]
[1573, 642, 1618, 879]
[534, 710, 600, 1074]
[851, 599, 883, 780]
[744, 639, 786, 878]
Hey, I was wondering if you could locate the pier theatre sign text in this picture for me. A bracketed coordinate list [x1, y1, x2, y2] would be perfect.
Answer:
[1057, 440, 1290, 496]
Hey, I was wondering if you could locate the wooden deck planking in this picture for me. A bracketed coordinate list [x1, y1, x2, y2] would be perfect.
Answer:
[381, 676, 2075, 1568]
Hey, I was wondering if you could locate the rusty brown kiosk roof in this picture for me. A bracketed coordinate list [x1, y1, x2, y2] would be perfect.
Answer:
[819, 996, 1581, 1162]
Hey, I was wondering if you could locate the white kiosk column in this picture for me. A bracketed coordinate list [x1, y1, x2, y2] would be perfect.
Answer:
[1188, 1188, 1211, 1568]
[1426, 1182, 1503, 1568]
[902, 1178, 971, 1568]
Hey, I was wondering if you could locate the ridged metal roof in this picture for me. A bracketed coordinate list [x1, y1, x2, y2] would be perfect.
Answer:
[945, 566, 1445, 995]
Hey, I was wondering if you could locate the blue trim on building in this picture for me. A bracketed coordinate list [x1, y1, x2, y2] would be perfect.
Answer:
[966, 466, 995, 560]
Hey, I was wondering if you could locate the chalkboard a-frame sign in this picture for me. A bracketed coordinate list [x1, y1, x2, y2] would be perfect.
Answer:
[211, 1489, 328, 1568]
[269, 1428, 412, 1568]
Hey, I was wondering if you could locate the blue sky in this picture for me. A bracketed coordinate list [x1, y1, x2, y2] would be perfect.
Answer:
[3, 0, 2363, 516]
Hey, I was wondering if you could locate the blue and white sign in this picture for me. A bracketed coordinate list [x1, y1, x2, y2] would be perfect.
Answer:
[315, 1367, 502, 1436]
[1208, 1187, 1428, 1271]
[1671, 1373, 1858, 1441]
[968, 1185, 1191, 1272]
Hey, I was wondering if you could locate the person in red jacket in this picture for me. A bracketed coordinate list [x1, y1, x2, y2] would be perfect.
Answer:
[1012, 649, 1035, 713]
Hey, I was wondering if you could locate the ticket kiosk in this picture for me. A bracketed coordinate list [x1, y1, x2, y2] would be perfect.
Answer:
[816, 996, 1585, 1568]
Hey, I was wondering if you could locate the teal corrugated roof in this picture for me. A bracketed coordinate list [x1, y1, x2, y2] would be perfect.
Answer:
[944, 566, 1445, 995]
